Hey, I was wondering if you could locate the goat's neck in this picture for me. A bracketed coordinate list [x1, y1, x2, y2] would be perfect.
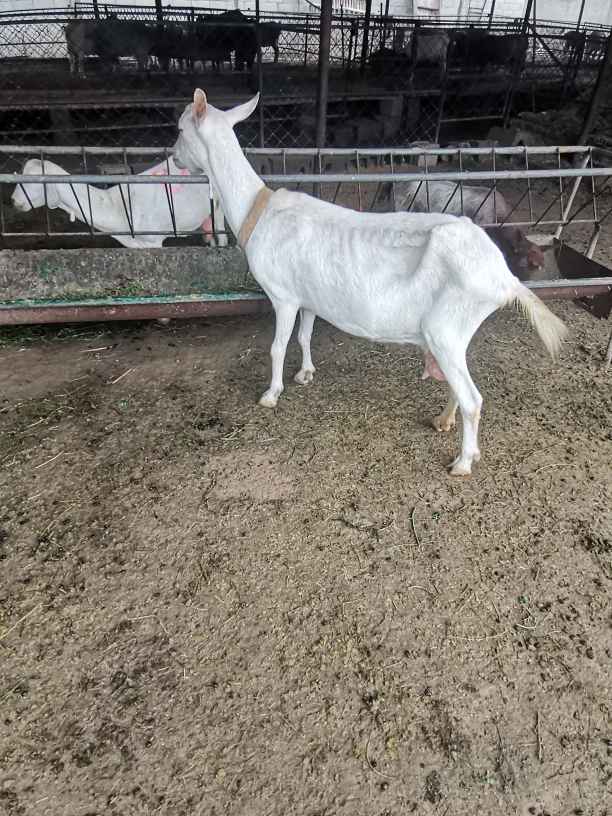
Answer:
[203, 129, 264, 239]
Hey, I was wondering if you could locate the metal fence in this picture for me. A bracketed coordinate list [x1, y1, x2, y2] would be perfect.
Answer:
[4, 143, 612, 257]
[0, 3, 609, 151]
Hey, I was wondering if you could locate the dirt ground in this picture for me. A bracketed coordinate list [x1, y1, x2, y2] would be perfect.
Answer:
[0, 302, 610, 816]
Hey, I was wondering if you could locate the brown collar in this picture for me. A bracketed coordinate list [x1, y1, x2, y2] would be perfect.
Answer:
[238, 186, 274, 249]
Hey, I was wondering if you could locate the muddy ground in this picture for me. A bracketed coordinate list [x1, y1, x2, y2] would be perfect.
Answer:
[0, 302, 610, 816]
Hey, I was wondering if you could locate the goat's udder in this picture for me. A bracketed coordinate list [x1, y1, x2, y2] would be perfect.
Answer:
[422, 350, 447, 382]
[201, 215, 213, 241]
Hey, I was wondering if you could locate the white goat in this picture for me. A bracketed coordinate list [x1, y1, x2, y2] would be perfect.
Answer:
[11, 157, 226, 248]
[173, 90, 567, 476]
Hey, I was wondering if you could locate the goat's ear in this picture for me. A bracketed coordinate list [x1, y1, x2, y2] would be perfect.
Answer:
[193, 88, 208, 123]
[225, 93, 260, 129]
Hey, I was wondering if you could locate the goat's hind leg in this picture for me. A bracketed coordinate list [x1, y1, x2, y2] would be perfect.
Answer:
[294, 308, 316, 385]
[259, 301, 299, 408]
[423, 333, 483, 476]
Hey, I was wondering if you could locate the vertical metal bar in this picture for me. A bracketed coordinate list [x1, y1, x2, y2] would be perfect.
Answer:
[502, 0, 533, 127]
[382, 0, 390, 49]
[340, 7, 345, 69]
[590, 150, 598, 228]
[40, 149, 50, 238]
[458, 148, 464, 215]
[347, 18, 354, 72]
[525, 146, 534, 224]
[82, 146, 94, 237]
[555, 150, 590, 240]
[356, 150, 362, 211]
[254, 4, 265, 148]
[164, 150, 178, 238]
[304, 14, 309, 67]
[521, 0, 533, 36]
[491, 145, 497, 222]
[487, 0, 496, 30]
[360, 0, 373, 77]
[586, 223, 601, 259]
[123, 147, 135, 239]
[316, 0, 333, 148]
[435, 40, 450, 144]
[155, 0, 163, 23]
[0, 182, 5, 238]
[557, 146, 564, 225]
[532, 0, 536, 66]
[424, 150, 430, 214]
[579, 31, 612, 144]
[93, 0, 100, 20]
[575, 0, 586, 31]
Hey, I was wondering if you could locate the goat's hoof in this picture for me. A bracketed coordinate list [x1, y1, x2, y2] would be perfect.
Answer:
[448, 456, 473, 477]
[449, 463, 472, 477]
[294, 368, 315, 385]
[432, 414, 455, 432]
[259, 391, 279, 409]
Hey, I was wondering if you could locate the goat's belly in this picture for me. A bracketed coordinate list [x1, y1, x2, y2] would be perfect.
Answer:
[301, 287, 424, 345]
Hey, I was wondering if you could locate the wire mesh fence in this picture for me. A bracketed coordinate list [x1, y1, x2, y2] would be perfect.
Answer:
[0, 4, 608, 153]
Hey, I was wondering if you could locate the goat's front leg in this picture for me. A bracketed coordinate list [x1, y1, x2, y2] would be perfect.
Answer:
[294, 308, 316, 385]
[259, 302, 299, 408]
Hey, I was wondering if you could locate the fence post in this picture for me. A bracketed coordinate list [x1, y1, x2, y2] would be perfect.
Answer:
[382, 0, 390, 47]
[487, 0, 496, 30]
[155, 0, 163, 23]
[532, 0, 536, 66]
[502, 0, 533, 126]
[256, 0, 265, 147]
[360, 0, 373, 77]
[93, 0, 100, 20]
[316, 0, 333, 148]
[579, 31, 612, 144]
[340, 7, 345, 69]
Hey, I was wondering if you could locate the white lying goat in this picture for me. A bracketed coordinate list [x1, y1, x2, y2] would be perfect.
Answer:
[11, 157, 227, 248]
[173, 89, 567, 476]
[390, 179, 545, 276]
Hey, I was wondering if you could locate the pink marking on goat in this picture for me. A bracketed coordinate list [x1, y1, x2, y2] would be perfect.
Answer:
[148, 162, 189, 194]
[422, 350, 446, 382]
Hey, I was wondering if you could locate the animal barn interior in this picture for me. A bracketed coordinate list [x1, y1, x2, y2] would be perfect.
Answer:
[1, 4, 611, 813]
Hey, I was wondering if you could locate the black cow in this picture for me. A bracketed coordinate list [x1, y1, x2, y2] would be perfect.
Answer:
[151, 21, 232, 72]
[451, 29, 528, 73]
[197, 10, 282, 71]
[563, 29, 586, 65]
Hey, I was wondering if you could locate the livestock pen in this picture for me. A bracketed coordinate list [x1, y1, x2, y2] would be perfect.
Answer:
[0, 2, 610, 149]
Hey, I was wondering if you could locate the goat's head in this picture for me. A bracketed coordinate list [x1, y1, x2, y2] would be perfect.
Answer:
[12, 159, 60, 213]
[173, 88, 259, 175]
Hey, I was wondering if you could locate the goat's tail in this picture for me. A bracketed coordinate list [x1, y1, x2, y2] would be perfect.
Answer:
[512, 283, 568, 359]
